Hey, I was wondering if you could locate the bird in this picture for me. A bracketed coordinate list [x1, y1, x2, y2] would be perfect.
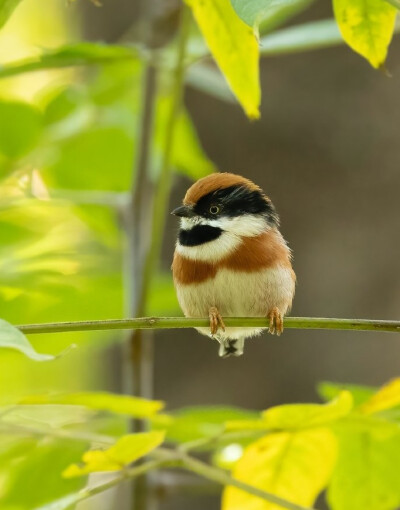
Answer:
[171, 172, 296, 358]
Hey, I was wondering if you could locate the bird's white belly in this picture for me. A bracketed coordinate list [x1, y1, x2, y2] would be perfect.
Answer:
[176, 265, 295, 339]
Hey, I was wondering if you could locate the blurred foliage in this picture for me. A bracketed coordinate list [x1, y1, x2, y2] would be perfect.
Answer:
[184, 0, 260, 118]
[0, 0, 399, 508]
[63, 431, 165, 477]
[2, 380, 400, 509]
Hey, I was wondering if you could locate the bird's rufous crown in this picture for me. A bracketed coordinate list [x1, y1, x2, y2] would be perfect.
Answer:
[183, 173, 263, 205]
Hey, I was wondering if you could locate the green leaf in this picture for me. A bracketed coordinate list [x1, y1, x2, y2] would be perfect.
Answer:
[0, 101, 42, 159]
[184, 0, 260, 119]
[333, 0, 397, 68]
[328, 426, 400, 510]
[318, 381, 376, 407]
[20, 392, 164, 418]
[0, 438, 87, 509]
[0, 318, 55, 361]
[155, 97, 215, 181]
[360, 378, 400, 415]
[172, 108, 215, 179]
[43, 126, 135, 191]
[63, 431, 165, 477]
[161, 406, 259, 443]
[226, 391, 353, 431]
[222, 428, 337, 510]
[0, 0, 22, 30]
[0, 42, 136, 80]
[258, 0, 315, 33]
[231, 0, 314, 31]
[262, 391, 353, 429]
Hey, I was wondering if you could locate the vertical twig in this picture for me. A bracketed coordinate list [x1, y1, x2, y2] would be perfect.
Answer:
[124, 62, 158, 510]
[138, 5, 192, 310]
[124, 5, 192, 510]
[126, 63, 157, 404]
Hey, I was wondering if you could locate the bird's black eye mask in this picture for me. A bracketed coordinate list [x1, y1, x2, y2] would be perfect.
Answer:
[193, 185, 279, 226]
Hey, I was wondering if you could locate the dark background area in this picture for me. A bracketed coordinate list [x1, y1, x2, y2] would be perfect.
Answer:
[157, 4, 400, 409]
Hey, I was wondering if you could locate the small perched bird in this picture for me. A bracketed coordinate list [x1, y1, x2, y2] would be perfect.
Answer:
[171, 173, 295, 358]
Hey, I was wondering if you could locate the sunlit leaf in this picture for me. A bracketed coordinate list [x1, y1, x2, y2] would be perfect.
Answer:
[333, 0, 397, 68]
[317, 381, 376, 407]
[154, 97, 215, 181]
[63, 431, 165, 477]
[0, 318, 55, 361]
[1, 404, 92, 428]
[20, 392, 164, 418]
[161, 406, 259, 444]
[328, 426, 400, 510]
[261, 391, 353, 429]
[184, 0, 260, 119]
[226, 392, 353, 431]
[0, 0, 22, 29]
[360, 378, 400, 415]
[262, 391, 353, 429]
[222, 428, 337, 510]
[172, 110, 215, 179]
[0, 101, 42, 159]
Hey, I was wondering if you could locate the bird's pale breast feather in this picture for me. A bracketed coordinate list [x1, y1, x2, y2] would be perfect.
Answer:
[172, 228, 296, 339]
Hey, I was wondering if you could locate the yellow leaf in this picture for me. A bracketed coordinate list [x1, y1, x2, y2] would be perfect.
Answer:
[222, 428, 337, 510]
[20, 392, 164, 418]
[226, 391, 353, 431]
[359, 378, 400, 415]
[333, 0, 397, 68]
[63, 431, 165, 478]
[261, 391, 353, 429]
[184, 0, 260, 119]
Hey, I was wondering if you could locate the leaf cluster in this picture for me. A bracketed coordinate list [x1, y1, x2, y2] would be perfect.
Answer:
[2, 380, 400, 509]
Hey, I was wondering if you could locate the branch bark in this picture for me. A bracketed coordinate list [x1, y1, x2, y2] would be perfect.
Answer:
[16, 317, 400, 335]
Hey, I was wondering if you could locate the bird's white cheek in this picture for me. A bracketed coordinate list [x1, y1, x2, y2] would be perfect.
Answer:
[215, 215, 268, 236]
[176, 232, 241, 262]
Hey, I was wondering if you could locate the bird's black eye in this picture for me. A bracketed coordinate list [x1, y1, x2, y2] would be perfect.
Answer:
[209, 205, 220, 215]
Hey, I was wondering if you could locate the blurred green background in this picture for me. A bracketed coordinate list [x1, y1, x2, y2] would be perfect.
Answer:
[0, 0, 400, 509]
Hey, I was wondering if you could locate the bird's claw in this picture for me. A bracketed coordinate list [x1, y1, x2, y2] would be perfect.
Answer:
[268, 307, 283, 336]
[209, 306, 225, 336]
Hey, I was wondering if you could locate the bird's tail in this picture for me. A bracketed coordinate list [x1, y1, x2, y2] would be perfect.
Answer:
[218, 337, 245, 358]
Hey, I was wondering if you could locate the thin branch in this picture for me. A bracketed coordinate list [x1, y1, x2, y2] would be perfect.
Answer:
[15, 316, 400, 335]
[57, 459, 173, 510]
[174, 451, 315, 510]
[178, 430, 265, 453]
[138, 6, 191, 312]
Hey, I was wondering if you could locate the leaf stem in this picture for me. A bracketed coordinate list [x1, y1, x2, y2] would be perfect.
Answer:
[15, 316, 400, 335]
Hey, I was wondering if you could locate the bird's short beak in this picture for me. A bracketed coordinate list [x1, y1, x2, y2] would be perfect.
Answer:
[171, 205, 195, 218]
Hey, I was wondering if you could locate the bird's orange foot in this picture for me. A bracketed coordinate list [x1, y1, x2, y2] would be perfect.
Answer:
[268, 307, 283, 336]
[209, 307, 226, 336]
